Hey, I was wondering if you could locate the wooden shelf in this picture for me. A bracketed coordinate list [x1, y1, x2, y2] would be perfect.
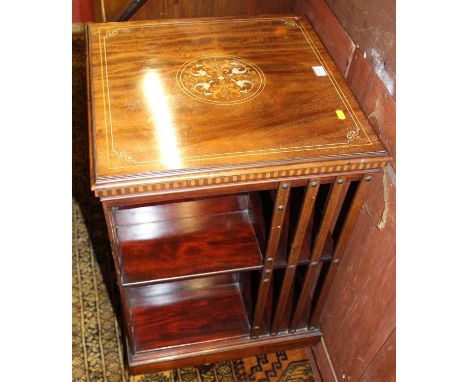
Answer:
[116, 194, 264, 285]
[126, 275, 251, 353]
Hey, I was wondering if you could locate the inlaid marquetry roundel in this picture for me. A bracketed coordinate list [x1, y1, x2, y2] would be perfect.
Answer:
[176, 55, 265, 105]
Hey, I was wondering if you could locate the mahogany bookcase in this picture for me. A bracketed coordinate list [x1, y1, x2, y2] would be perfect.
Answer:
[86, 15, 391, 374]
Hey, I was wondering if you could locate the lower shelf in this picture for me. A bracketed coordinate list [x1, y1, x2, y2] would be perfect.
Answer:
[128, 328, 322, 374]
[124, 272, 322, 374]
[126, 277, 251, 353]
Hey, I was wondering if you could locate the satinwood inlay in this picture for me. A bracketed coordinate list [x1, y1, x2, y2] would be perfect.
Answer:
[177, 55, 265, 105]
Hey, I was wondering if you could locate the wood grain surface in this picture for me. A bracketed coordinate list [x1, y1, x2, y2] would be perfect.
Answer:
[359, 328, 395, 382]
[115, 193, 263, 284]
[86, 16, 389, 197]
[318, 170, 395, 381]
[127, 282, 250, 352]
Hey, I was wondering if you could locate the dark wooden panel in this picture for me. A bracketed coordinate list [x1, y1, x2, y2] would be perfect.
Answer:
[312, 339, 338, 382]
[295, 0, 355, 76]
[131, 0, 296, 21]
[74, 0, 96, 22]
[247, 191, 267, 252]
[305, 347, 323, 382]
[346, 49, 396, 168]
[324, 0, 395, 97]
[359, 328, 395, 382]
[118, 210, 262, 284]
[319, 169, 395, 381]
[126, 273, 238, 294]
[127, 282, 250, 352]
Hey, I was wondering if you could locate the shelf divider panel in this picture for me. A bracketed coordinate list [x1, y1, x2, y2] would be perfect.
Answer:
[290, 177, 347, 331]
[270, 179, 321, 334]
[308, 175, 373, 329]
[251, 182, 291, 338]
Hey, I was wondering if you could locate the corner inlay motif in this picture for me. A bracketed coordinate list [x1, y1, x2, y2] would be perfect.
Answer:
[176, 56, 265, 105]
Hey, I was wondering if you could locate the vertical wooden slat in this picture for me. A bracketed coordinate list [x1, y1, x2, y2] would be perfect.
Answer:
[270, 179, 321, 334]
[309, 175, 373, 328]
[329, 181, 350, 232]
[250, 182, 291, 338]
[290, 177, 347, 331]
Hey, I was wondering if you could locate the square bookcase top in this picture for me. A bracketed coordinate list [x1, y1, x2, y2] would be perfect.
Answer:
[86, 16, 389, 195]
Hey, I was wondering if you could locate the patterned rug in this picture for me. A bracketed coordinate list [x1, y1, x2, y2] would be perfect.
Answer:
[72, 25, 320, 382]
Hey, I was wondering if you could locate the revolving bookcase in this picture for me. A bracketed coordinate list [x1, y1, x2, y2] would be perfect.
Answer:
[86, 15, 391, 374]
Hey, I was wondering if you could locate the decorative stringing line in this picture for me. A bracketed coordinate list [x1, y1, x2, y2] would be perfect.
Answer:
[281, 17, 367, 144]
[96, 17, 375, 170]
[97, 27, 111, 169]
[97, 142, 379, 172]
[100, 16, 316, 29]
[95, 161, 385, 197]
[102, 29, 137, 165]
[296, 18, 371, 144]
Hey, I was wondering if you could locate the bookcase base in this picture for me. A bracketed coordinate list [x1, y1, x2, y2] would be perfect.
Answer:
[128, 330, 322, 374]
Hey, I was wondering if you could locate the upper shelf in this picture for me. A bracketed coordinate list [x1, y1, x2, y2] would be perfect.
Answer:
[86, 15, 390, 196]
[116, 194, 264, 285]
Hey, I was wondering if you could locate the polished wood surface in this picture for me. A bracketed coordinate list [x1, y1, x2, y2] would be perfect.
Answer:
[114, 193, 247, 225]
[127, 281, 250, 352]
[86, 16, 389, 197]
[116, 194, 263, 284]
